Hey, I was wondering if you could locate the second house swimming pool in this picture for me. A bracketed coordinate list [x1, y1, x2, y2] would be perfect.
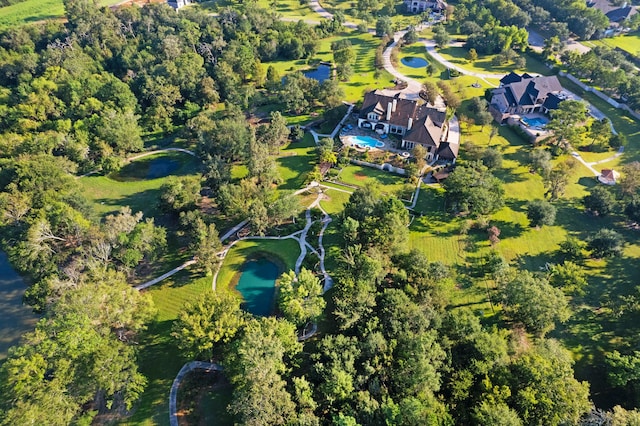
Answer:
[521, 116, 549, 128]
[345, 135, 385, 149]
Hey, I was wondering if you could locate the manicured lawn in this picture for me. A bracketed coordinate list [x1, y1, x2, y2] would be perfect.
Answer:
[215, 239, 300, 293]
[127, 238, 300, 425]
[557, 76, 640, 164]
[587, 32, 640, 57]
[436, 45, 551, 76]
[407, 113, 640, 404]
[124, 270, 212, 426]
[319, 187, 351, 215]
[396, 42, 433, 81]
[0, 0, 121, 29]
[266, 30, 396, 103]
[336, 164, 407, 194]
[277, 133, 317, 190]
[77, 151, 200, 219]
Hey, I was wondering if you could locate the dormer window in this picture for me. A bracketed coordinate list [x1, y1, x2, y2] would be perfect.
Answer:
[368, 113, 379, 121]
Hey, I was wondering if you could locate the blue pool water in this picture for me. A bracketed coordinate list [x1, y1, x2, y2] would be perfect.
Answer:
[349, 135, 385, 148]
[521, 116, 549, 128]
[303, 64, 331, 83]
[401, 56, 429, 68]
[236, 258, 280, 317]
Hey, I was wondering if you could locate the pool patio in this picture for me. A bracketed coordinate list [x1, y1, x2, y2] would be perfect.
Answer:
[339, 125, 412, 157]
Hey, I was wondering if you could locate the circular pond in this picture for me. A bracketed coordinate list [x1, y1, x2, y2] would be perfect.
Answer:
[401, 56, 429, 68]
[303, 64, 332, 83]
[236, 258, 280, 316]
[113, 154, 186, 181]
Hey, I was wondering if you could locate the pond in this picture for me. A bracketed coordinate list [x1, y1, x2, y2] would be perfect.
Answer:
[236, 258, 280, 317]
[303, 64, 331, 83]
[401, 56, 429, 68]
[112, 154, 185, 181]
[0, 251, 38, 360]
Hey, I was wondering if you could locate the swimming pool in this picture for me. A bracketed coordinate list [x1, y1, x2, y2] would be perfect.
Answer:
[347, 135, 385, 149]
[521, 116, 549, 128]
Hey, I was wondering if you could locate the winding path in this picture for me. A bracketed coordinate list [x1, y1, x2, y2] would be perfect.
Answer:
[169, 361, 223, 426]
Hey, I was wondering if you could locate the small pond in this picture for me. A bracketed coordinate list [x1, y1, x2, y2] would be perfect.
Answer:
[303, 64, 331, 83]
[113, 155, 184, 181]
[401, 56, 429, 68]
[0, 251, 38, 360]
[236, 258, 280, 317]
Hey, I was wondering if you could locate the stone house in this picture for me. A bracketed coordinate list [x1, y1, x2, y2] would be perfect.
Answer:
[357, 90, 457, 162]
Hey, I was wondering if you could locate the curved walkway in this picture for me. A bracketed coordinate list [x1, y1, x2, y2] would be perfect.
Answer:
[169, 361, 223, 426]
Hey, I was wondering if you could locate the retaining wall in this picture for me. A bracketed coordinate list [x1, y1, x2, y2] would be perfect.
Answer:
[350, 159, 407, 175]
[559, 71, 640, 121]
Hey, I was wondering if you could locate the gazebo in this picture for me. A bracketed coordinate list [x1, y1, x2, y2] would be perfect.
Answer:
[598, 169, 620, 185]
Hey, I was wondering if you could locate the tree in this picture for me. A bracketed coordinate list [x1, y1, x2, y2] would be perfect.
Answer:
[544, 159, 576, 201]
[558, 237, 585, 262]
[412, 145, 428, 170]
[0, 272, 155, 419]
[159, 176, 201, 214]
[625, 198, 640, 223]
[487, 225, 501, 246]
[526, 199, 556, 227]
[442, 163, 504, 216]
[433, 25, 451, 47]
[473, 401, 523, 426]
[375, 16, 393, 38]
[583, 186, 616, 217]
[548, 261, 588, 295]
[190, 219, 222, 275]
[588, 118, 612, 149]
[481, 148, 502, 169]
[620, 161, 640, 199]
[466, 48, 478, 63]
[500, 271, 570, 336]
[588, 228, 624, 258]
[172, 291, 245, 360]
[529, 149, 552, 178]
[403, 26, 418, 44]
[547, 100, 589, 148]
[225, 317, 300, 426]
[421, 81, 439, 105]
[507, 340, 590, 425]
[277, 268, 326, 327]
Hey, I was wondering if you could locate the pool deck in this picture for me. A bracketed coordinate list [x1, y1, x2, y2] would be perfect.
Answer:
[340, 127, 410, 155]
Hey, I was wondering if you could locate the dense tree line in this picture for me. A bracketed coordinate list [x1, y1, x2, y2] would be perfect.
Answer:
[562, 46, 640, 111]
[0, 0, 346, 421]
[170, 184, 608, 425]
[448, 0, 529, 54]
[512, 0, 609, 40]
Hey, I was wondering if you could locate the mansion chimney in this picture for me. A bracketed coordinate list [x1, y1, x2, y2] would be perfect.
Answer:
[387, 103, 392, 120]
[407, 117, 413, 130]
[392, 99, 397, 112]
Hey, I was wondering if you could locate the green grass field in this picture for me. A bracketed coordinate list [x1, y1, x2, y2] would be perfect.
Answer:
[126, 237, 300, 425]
[586, 32, 640, 57]
[277, 133, 317, 190]
[0, 0, 121, 29]
[436, 45, 551, 77]
[78, 151, 200, 219]
[335, 164, 407, 194]
[124, 270, 212, 426]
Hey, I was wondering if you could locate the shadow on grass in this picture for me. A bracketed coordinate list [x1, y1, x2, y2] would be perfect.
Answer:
[129, 319, 187, 425]
[94, 187, 164, 219]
